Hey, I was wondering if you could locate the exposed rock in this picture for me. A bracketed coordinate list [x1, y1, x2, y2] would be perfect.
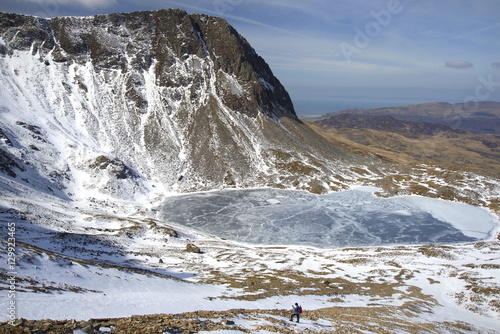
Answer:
[186, 243, 201, 253]
[0, 147, 25, 177]
[88, 156, 137, 180]
[0, 128, 13, 147]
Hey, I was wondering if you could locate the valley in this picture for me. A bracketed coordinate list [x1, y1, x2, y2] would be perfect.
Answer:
[0, 8, 499, 334]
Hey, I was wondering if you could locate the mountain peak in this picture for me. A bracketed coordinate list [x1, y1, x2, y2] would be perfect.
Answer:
[0, 9, 363, 198]
[0, 9, 296, 119]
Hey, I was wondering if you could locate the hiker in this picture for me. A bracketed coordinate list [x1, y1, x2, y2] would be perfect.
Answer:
[290, 303, 302, 322]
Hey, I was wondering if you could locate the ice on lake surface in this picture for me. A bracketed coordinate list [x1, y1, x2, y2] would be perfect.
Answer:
[159, 187, 497, 248]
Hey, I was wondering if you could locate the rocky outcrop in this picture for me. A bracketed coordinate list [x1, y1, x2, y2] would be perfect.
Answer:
[88, 156, 137, 180]
[186, 243, 201, 253]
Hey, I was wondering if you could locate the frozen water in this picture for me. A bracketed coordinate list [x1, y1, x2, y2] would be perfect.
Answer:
[159, 187, 497, 248]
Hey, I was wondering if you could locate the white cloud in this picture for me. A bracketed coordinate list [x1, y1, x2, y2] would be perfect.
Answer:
[445, 60, 473, 69]
[23, 0, 117, 10]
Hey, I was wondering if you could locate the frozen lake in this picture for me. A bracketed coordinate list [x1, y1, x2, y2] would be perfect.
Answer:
[159, 187, 497, 248]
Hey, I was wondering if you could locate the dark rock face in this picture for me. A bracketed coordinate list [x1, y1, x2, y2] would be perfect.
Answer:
[0, 13, 55, 54]
[0, 10, 295, 119]
[0, 147, 24, 178]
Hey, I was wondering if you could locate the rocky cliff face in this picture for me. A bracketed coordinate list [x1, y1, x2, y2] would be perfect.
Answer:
[0, 9, 364, 201]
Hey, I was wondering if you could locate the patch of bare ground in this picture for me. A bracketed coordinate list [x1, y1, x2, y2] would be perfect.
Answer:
[202, 267, 407, 301]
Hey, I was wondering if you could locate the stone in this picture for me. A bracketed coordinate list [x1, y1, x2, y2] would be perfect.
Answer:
[186, 243, 201, 253]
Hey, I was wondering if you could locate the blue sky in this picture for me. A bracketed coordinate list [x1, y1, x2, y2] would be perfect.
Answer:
[1, 0, 499, 115]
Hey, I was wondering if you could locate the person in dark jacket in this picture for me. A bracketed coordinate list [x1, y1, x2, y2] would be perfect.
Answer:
[290, 303, 301, 322]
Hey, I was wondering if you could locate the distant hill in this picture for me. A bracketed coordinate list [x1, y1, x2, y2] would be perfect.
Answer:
[309, 110, 500, 177]
[319, 102, 500, 134]
[317, 113, 465, 138]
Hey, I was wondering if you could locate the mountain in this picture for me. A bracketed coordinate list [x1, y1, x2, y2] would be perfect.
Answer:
[310, 113, 500, 179]
[1, 8, 498, 218]
[3, 9, 498, 206]
[320, 101, 500, 134]
[0, 9, 368, 201]
[316, 113, 465, 138]
[1, 10, 499, 332]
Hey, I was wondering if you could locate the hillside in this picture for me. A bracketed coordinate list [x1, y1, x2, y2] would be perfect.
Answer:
[317, 113, 466, 138]
[319, 101, 500, 134]
[311, 113, 500, 179]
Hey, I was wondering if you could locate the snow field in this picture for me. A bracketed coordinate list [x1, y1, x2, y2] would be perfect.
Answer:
[0, 181, 499, 332]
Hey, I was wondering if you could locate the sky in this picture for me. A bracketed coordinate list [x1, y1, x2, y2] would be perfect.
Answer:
[1, 0, 499, 115]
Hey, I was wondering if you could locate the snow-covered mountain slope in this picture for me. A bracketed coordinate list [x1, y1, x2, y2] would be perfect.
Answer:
[0, 9, 368, 204]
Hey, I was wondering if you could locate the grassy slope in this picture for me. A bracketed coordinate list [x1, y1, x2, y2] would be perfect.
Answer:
[305, 120, 500, 176]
